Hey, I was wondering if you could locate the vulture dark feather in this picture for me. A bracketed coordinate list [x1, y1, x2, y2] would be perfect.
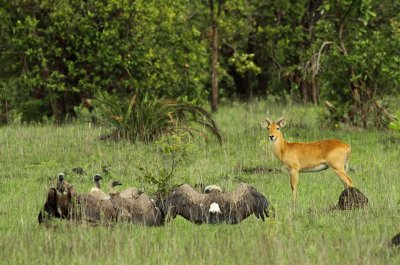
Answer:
[160, 183, 270, 224]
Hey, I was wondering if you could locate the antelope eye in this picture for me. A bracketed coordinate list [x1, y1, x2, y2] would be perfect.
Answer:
[276, 127, 280, 130]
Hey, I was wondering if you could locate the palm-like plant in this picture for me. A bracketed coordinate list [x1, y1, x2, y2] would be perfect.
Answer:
[94, 92, 222, 144]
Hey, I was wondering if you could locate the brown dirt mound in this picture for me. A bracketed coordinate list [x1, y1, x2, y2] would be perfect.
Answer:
[333, 187, 368, 210]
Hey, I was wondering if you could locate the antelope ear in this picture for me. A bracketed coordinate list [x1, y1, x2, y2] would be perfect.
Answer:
[261, 118, 272, 128]
[275, 117, 286, 128]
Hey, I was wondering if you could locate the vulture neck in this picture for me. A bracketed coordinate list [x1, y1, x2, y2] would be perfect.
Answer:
[94, 180, 101, 189]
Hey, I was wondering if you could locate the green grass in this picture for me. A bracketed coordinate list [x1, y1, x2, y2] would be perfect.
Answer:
[0, 101, 399, 265]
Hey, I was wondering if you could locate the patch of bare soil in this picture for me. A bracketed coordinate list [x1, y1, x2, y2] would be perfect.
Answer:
[240, 166, 282, 174]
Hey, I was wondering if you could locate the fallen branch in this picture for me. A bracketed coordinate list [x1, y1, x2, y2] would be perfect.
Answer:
[325, 100, 337, 114]
[373, 102, 398, 122]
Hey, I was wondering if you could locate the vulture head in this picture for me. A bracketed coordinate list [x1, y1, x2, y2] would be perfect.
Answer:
[56, 173, 64, 191]
[93, 174, 103, 188]
[204, 185, 222, 193]
[160, 183, 270, 224]
[108, 180, 122, 194]
[89, 174, 111, 200]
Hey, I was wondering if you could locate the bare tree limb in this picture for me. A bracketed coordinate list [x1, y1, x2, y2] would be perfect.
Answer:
[373, 102, 398, 122]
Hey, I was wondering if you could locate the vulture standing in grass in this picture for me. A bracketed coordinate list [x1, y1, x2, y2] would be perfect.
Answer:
[159, 183, 270, 224]
[89, 174, 110, 200]
[38, 173, 76, 223]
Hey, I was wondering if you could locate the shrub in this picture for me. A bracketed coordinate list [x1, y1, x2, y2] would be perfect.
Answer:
[138, 131, 192, 197]
[94, 91, 222, 144]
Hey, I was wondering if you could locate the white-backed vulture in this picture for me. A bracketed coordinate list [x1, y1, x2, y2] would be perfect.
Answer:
[159, 183, 270, 224]
[38, 176, 76, 223]
[89, 174, 110, 200]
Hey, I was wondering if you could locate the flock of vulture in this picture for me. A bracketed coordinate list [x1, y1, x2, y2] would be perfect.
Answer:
[38, 173, 270, 226]
[38, 173, 400, 248]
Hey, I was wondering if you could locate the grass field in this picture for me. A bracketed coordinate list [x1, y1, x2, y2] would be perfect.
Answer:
[0, 101, 399, 265]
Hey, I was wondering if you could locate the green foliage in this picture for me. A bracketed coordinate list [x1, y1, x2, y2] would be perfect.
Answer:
[228, 53, 261, 76]
[139, 131, 193, 197]
[0, 0, 399, 129]
[0, 0, 209, 123]
[94, 91, 222, 144]
[388, 112, 400, 135]
[316, 0, 400, 128]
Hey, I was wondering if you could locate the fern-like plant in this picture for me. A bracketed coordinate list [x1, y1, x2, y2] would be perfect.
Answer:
[94, 92, 222, 144]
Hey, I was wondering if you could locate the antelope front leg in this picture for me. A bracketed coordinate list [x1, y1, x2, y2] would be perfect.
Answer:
[290, 168, 299, 205]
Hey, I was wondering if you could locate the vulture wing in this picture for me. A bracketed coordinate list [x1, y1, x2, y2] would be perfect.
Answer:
[38, 188, 60, 224]
[132, 193, 163, 226]
[119, 187, 143, 200]
[164, 184, 208, 224]
[77, 193, 118, 223]
[220, 183, 269, 223]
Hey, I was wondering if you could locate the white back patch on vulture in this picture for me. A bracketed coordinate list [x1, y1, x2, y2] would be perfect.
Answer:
[209, 202, 221, 214]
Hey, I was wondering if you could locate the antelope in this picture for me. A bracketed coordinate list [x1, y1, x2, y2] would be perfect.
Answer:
[261, 117, 354, 204]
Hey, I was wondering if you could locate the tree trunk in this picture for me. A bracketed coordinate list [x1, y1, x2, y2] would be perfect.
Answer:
[209, 0, 220, 112]
[311, 75, 318, 104]
[302, 0, 324, 104]
[49, 92, 64, 123]
[257, 72, 267, 97]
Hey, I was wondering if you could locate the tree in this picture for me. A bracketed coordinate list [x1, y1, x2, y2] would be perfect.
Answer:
[0, 0, 210, 123]
[315, 0, 400, 127]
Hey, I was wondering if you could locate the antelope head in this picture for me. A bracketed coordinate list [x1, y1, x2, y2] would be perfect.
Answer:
[261, 117, 286, 143]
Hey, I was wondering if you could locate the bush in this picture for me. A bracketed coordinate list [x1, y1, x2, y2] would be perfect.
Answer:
[94, 91, 222, 144]
[138, 131, 193, 197]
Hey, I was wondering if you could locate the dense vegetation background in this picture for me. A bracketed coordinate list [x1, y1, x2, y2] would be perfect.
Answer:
[1, 0, 399, 131]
